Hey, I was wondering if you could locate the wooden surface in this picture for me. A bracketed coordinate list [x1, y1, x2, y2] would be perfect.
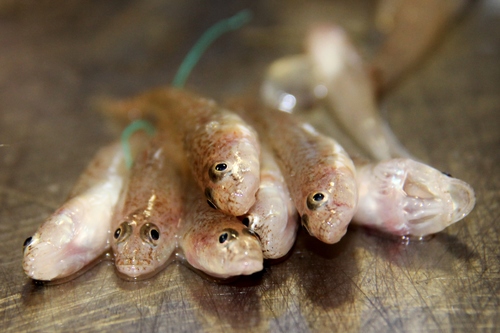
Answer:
[1, 0, 499, 332]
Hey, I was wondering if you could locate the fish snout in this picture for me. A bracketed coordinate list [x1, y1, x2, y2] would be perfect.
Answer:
[302, 211, 350, 244]
[205, 140, 260, 216]
[114, 256, 155, 278]
[238, 235, 264, 275]
[228, 230, 263, 276]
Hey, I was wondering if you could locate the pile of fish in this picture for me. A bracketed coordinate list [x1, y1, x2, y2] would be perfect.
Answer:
[22, 23, 475, 283]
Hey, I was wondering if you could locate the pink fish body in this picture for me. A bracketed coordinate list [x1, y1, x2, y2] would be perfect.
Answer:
[260, 109, 358, 244]
[23, 141, 131, 281]
[106, 88, 261, 216]
[178, 184, 263, 279]
[306, 24, 411, 161]
[353, 158, 476, 236]
[241, 145, 299, 259]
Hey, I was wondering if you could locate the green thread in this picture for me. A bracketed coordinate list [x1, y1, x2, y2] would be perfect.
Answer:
[120, 10, 252, 168]
[172, 9, 253, 88]
[121, 119, 156, 169]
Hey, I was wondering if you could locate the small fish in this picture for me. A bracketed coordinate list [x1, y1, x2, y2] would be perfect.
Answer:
[177, 180, 263, 279]
[104, 87, 261, 216]
[352, 158, 476, 236]
[257, 108, 358, 244]
[22, 140, 137, 281]
[240, 145, 299, 259]
[306, 24, 411, 161]
[111, 134, 184, 279]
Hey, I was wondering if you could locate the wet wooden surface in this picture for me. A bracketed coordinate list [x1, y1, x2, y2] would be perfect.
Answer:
[1, 0, 499, 332]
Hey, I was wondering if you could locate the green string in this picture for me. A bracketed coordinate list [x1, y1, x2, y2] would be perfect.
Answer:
[121, 119, 156, 169]
[120, 10, 252, 168]
[172, 9, 253, 88]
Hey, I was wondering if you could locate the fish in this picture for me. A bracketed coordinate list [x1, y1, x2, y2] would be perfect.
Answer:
[256, 108, 358, 244]
[240, 145, 299, 259]
[352, 158, 476, 236]
[371, 0, 467, 93]
[111, 133, 185, 279]
[177, 179, 263, 279]
[259, 59, 367, 160]
[306, 24, 411, 161]
[22, 139, 141, 281]
[103, 87, 260, 217]
[260, 54, 317, 114]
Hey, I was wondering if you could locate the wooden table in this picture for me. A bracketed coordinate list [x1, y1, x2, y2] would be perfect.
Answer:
[1, 1, 498, 331]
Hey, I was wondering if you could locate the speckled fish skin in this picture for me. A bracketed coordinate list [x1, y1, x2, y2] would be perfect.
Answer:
[111, 134, 184, 279]
[178, 184, 263, 279]
[105, 87, 261, 217]
[241, 145, 299, 259]
[306, 24, 411, 161]
[352, 158, 476, 236]
[259, 108, 358, 244]
[22, 141, 130, 281]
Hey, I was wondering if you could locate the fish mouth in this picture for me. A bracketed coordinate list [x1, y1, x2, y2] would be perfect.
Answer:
[223, 239, 264, 277]
[114, 256, 175, 279]
[306, 216, 349, 244]
[236, 256, 264, 276]
[115, 258, 155, 278]
[211, 256, 264, 279]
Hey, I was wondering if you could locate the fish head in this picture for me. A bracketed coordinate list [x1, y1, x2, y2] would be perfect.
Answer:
[112, 209, 175, 279]
[22, 198, 106, 281]
[241, 183, 289, 237]
[370, 159, 476, 236]
[202, 120, 260, 216]
[241, 183, 299, 259]
[22, 227, 66, 281]
[184, 221, 263, 279]
[300, 164, 358, 244]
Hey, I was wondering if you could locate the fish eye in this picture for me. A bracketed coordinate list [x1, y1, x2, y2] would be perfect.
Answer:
[240, 215, 258, 229]
[219, 228, 239, 244]
[140, 223, 160, 245]
[241, 216, 251, 227]
[313, 193, 324, 201]
[215, 163, 227, 171]
[150, 229, 160, 241]
[209, 162, 231, 182]
[219, 232, 228, 243]
[306, 191, 328, 210]
[23, 236, 33, 252]
[114, 222, 132, 243]
[23, 236, 33, 247]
